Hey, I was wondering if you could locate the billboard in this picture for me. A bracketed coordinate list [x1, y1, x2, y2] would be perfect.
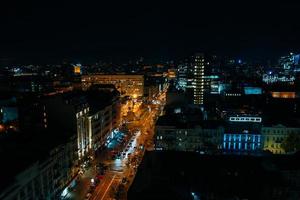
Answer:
[244, 87, 262, 95]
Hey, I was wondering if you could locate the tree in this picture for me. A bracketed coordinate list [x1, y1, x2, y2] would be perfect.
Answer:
[281, 133, 300, 153]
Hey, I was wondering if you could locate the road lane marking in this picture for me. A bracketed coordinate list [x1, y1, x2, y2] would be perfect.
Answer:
[100, 175, 116, 200]
[92, 174, 111, 200]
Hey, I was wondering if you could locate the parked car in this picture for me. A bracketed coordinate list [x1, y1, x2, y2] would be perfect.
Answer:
[85, 192, 92, 200]
[122, 177, 127, 183]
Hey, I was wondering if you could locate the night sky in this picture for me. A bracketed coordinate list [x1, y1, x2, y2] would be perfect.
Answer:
[1, 1, 300, 63]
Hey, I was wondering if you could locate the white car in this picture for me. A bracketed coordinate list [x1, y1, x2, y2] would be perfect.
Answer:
[85, 193, 92, 200]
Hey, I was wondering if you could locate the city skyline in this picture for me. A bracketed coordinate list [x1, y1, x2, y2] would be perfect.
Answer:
[1, 2, 300, 200]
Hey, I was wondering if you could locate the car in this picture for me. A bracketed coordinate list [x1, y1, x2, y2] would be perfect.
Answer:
[87, 186, 95, 193]
[103, 165, 108, 170]
[122, 177, 127, 183]
[99, 168, 105, 175]
[85, 193, 92, 200]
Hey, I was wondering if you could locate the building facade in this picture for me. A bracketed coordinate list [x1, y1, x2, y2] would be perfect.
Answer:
[223, 115, 263, 153]
[81, 74, 144, 98]
[223, 132, 262, 152]
[193, 54, 205, 105]
[155, 126, 223, 152]
[154, 114, 223, 152]
[262, 124, 300, 154]
[43, 94, 90, 160]
[0, 134, 78, 200]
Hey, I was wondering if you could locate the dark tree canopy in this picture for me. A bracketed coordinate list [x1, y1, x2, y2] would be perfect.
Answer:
[281, 133, 300, 153]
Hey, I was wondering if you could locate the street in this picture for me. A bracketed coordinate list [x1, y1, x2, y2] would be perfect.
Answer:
[65, 89, 166, 200]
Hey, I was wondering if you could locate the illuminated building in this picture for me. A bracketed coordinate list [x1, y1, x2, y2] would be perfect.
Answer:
[229, 116, 262, 123]
[271, 91, 296, 99]
[263, 53, 300, 84]
[87, 105, 115, 151]
[262, 124, 300, 154]
[82, 74, 144, 98]
[176, 64, 188, 89]
[279, 52, 300, 71]
[85, 87, 121, 151]
[0, 95, 18, 132]
[42, 89, 120, 159]
[176, 62, 194, 91]
[193, 53, 205, 105]
[244, 87, 262, 95]
[262, 74, 295, 84]
[205, 75, 219, 94]
[223, 132, 261, 151]
[167, 68, 176, 80]
[144, 83, 160, 101]
[223, 114, 262, 153]
[73, 64, 82, 74]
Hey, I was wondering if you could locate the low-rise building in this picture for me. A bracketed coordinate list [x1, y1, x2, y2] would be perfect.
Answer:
[154, 113, 223, 152]
[81, 74, 144, 98]
[223, 115, 263, 153]
[262, 123, 300, 154]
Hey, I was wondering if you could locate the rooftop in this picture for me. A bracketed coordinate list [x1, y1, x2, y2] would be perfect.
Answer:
[128, 151, 300, 200]
[156, 113, 223, 129]
[0, 128, 74, 193]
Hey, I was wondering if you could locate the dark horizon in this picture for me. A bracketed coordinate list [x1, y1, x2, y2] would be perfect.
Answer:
[1, 1, 300, 64]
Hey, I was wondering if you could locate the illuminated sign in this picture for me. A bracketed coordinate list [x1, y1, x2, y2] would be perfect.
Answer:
[229, 117, 262, 123]
[244, 87, 262, 95]
[263, 74, 295, 84]
[271, 92, 296, 99]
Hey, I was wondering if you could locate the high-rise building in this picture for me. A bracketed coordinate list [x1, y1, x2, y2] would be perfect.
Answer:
[193, 53, 205, 105]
